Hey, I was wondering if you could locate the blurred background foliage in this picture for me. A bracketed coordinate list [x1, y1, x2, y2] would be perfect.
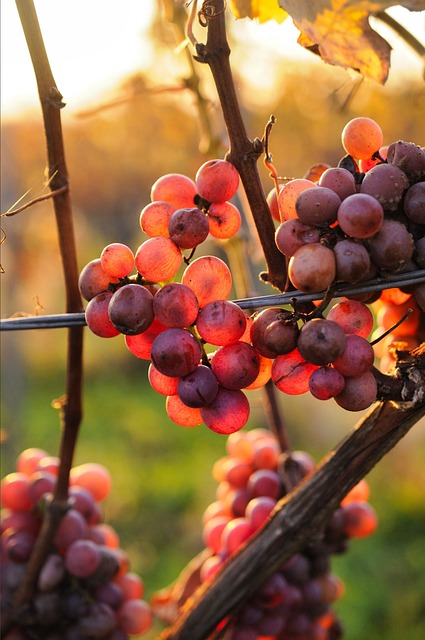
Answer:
[1, 2, 425, 638]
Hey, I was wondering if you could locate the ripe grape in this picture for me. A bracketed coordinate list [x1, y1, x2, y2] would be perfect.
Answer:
[263, 311, 299, 355]
[1, 473, 34, 511]
[275, 219, 320, 257]
[332, 335, 374, 377]
[277, 178, 315, 221]
[367, 219, 414, 272]
[250, 308, 284, 358]
[309, 367, 346, 400]
[166, 394, 204, 426]
[200, 386, 250, 434]
[342, 502, 378, 538]
[221, 517, 255, 555]
[386, 140, 425, 184]
[65, 539, 101, 578]
[125, 317, 167, 360]
[360, 163, 409, 211]
[148, 363, 179, 396]
[181, 255, 232, 307]
[108, 284, 154, 335]
[297, 319, 347, 366]
[85, 291, 121, 338]
[152, 282, 199, 328]
[288, 244, 336, 293]
[150, 328, 202, 377]
[210, 342, 260, 389]
[243, 354, 273, 390]
[334, 370, 377, 411]
[337, 193, 384, 239]
[79, 259, 120, 302]
[266, 186, 281, 222]
[196, 300, 247, 346]
[404, 181, 425, 224]
[100, 243, 135, 278]
[272, 349, 319, 395]
[69, 462, 112, 502]
[327, 300, 373, 338]
[135, 237, 182, 282]
[333, 239, 371, 284]
[195, 159, 240, 203]
[168, 207, 210, 248]
[139, 200, 175, 238]
[295, 186, 341, 226]
[341, 117, 383, 160]
[177, 364, 219, 408]
[207, 201, 242, 239]
[318, 167, 356, 200]
[150, 173, 197, 209]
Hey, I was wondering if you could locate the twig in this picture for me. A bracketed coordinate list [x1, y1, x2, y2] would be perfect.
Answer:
[2, 185, 68, 217]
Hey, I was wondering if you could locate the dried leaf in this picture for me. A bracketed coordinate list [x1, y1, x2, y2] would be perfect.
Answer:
[230, 0, 288, 23]
[275, 0, 425, 84]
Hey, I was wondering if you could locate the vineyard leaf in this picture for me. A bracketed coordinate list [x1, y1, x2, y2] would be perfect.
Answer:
[230, 0, 288, 23]
[275, 0, 425, 83]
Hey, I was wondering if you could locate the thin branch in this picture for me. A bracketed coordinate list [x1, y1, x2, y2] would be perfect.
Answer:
[161, 396, 425, 640]
[2, 185, 68, 217]
[375, 10, 425, 61]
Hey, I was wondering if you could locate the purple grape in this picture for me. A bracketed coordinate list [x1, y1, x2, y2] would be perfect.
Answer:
[250, 308, 285, 358]
[297, 318, 347, 366]
[309, 366, 346, 400]
[404, 181, 425, 224]
[367, 219, 414, 272]
[210, 342, 260, 390]
[168, 207, 210, 248]
[178, 364, 219, 408]
[65, 539, 101, 578]
[337, 193, 384, 239]
[275, 218, 320, 257]
[387, 140, 425, 184]
[79, 602, 117, 638]
[263, 312, 300, 355]
[37, 554, 65, 591]
[152, 282, 199, 328]
[318, 167, 357, 200]
[295, 186, 341, 226]
[334, 370, 377, 411]
[360, 163, 409, 211]
[150, 328, 202, 377]
[333, 239, 371, 283]
[108, 284, 154, 335]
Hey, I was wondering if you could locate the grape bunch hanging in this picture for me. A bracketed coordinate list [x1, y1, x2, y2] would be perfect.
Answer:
[79, 117, 425, 434]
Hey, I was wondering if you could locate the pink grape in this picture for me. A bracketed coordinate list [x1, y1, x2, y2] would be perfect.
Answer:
[288, 244, 336, 293]
[341, 117, 383, 160]
[152, 282, 199, 328]
[139, 200, 175, 238]
[85, 291, 120, 338]
[337, 193, 384, 239]
[150, 173, 197, 209]
[181, 255, 232, 307]
[195, 159, 240, 203]
[247, 469, 282, 499]
[150, 328, 202, 377]
[334, 370, 377, 411]
[295, 186, 341, 226]
[16, 448, 49, 476]
[178, 364, 219, 408]
[125, 317, 167, 360]
[196, 300, 247, 346]
[68, 486, 97, 520]
[37, 554, 66, 591]
[70, 462, 112, 502]
[308, 366, 346, 400]
[272, 349, 319, 395]
[117, 599, 153, 635]
[360, 163, 409, 211]
[135, 237, 182, 282]
[108, 284, 154, 335]
[1, 473, 34, 511]
[318, 167, 356, 200]
[53, 508, 88, 553]
[201, 387, 250, 434]
[207, 201, 242, 239]
[275, 219, 320, 258]
[267, 186, 281, 222]
[165, 394, 203, 427]
[327, 300, 373, 338]
[148, 363, 179, 396]
[210, 342, 261, 389]
[221, 517, 255, 555]
[245, 496, 276, 530]
[168, 207, 210, 248]
[332, 334, 375, 377]
[65, 539, 101, 578]
[78, 259, 120, 302]
[277, 179, 315, 221]
[100, 243, 135, 278]
[28, 471, 56, 504]
[203, 515, 232, 552]
[244, 354, 273, 390]
[115, 572, 145, 600]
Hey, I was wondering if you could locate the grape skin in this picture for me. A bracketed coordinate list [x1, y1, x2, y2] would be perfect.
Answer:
[360, 163, 409, 212]
[367, 219, 414, 272]
[139, 200, 175, 238]
[288, 244, 336, 293]
[150, 172, 197, 209]
[309, 367, 346, 400]
[275, 219, 320, 257]
[181, 256, 232, 308]
[327, 300, 374, 338]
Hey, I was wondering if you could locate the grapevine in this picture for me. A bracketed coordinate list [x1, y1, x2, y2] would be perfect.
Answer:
[1, 1, 425, 640]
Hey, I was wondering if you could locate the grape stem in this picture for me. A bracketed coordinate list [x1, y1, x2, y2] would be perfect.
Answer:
[193, 0, 288, 291]
[2, 1, 84, 633]
[161, 389, 425, 640]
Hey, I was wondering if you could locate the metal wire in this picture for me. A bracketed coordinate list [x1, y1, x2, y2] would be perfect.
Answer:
[1, 270, 425, 331]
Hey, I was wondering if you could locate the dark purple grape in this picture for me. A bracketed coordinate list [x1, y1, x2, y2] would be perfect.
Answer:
[334, 239, 371, 283]
[80, 602, 117, 638]
[297, 319, 347, 366]
[178, 364, 219, 408]
[387, 140, 425, 184]
[150, 328, 202, 377]
[108, 284, 154, 335]
[168, 207, 209, 248]
[360, 163, 409, 211]
[263, 312, 299, 355]
[404, 181, 425, 224]
[251, 308, 285, 358]
[367, 219, 414, 272]
[295, 186, 341, 226]
[414, 236, 425, 268]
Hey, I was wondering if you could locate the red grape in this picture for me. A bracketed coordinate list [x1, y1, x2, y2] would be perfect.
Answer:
[195, 159, 240, 203]
[201, 387, 250, 434]
[150, 173, 197, 209]
[196, 300, 247, 346]
[152, 282, 199, 328]
[150, 328, 202, 377]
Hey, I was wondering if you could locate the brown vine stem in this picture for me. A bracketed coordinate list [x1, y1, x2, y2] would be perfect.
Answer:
[162, 390, 425, 640]
[194, 0, 288, 291]
[2, 1, 84, 632]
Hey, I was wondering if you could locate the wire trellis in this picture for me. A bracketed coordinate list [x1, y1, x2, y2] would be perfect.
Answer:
[2, 269, 425, 331]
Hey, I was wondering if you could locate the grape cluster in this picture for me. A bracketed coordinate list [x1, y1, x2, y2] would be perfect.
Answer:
[80, 120, 424, 432]
[1, 449, 152, 639]
[198, 428, 377, 640]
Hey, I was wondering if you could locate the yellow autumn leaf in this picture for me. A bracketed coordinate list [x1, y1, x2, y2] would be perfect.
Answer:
[230, 0, 288, 23]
